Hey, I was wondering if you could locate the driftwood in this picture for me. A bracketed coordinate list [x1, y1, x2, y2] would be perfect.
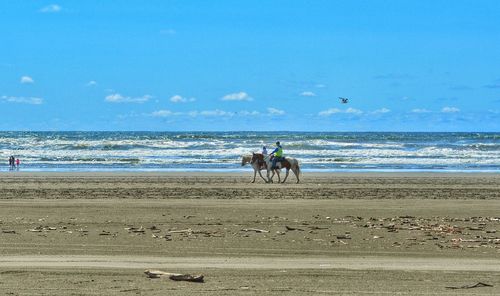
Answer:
[241, 228, 269, 233]
[285, 226, 304, 231]
[446, 282, 493, 289]
[144, 270, 204, 283]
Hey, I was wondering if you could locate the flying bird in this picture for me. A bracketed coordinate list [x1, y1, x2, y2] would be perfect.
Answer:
[339, 97, 349, 104]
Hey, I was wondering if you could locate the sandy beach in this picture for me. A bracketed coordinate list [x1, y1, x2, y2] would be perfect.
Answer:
[0, 172, 499, 295]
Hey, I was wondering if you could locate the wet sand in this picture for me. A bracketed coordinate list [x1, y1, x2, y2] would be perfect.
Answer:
[0, 172, 499, 295]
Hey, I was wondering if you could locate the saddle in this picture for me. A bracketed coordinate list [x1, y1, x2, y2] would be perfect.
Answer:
[270, 156, 287, 169]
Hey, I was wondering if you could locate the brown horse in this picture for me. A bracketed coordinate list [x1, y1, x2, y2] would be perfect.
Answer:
[250, 153, 300, 183]
[241, 154, 268, 183]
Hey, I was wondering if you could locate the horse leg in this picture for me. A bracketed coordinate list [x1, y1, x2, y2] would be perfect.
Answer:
[281, 169, 290, 183]
[252, 169, 257, 183]
[258, 169, 267, 183]
[275, 169, 281, 183]
[267, 170, 273, 183]
[292, 167, 300, 183]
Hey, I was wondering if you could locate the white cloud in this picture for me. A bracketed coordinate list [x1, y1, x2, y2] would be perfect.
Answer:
[267, 107, 285, 115]
[442, 106, 460, 113]
[315, 84, 326, 88]
[411, 108, 431, 113]
[319, 108, 342, 116]
[1, 95, 43, 105]
[105, 93, 152, 103]
[221, 91, 253, 101]
[86, 80, 97, 86]
[345, 107, 363, 114]
[151, 110, 174, 117]
[372, 108, 391, 114]
[300, 91, 316, 97]
[239, 110, 261, 116]
[200, 109, 231, 116]
[20, 76, 34, 84]
[40, 4, 61, 13]
[170, 95, 195, 103]
[319, 108, 363, 116]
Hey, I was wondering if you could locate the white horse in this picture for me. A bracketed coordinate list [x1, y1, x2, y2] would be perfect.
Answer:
[241, 154, 269, 183]
[251, 153, 301, 184]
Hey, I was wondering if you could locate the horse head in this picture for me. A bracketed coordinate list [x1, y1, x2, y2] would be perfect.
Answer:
[241, 154, 252, 166]
[250, 152, 262, 165]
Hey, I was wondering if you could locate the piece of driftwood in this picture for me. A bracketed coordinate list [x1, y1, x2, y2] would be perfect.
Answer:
[285, 226, 304, 231]
[446, 282, 493, 289]
[241, 228, 269, 233]
[144, 270, 204, 283]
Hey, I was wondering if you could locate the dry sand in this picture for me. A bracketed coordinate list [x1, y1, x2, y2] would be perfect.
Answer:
[0, 172, 499, 295]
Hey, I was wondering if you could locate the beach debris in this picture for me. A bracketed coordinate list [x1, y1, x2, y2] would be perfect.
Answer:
[144, 270, 204, 283]
[309, 226, 329, 230]
[27, 226, 57, 232]
[285, 225, 304, 231]
[446, 282, 493, 289]
[242, 228, 269, 233]
[125, 226, 145, 233]
[2, 229, 16, 234]
[336, 234, 351, 240]
[169, 228, 193, 234]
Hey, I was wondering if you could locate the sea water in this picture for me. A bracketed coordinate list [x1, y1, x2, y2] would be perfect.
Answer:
[0, 131, 498, 172]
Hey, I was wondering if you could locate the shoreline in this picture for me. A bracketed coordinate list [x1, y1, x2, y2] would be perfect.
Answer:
[0, 170, 499, 177]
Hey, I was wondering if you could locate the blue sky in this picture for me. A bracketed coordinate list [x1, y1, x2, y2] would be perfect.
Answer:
[1, 0, 499, 131]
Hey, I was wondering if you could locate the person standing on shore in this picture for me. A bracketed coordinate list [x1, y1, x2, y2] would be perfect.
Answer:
[8, 156, 14, 169]
[16, 158, 20, 169]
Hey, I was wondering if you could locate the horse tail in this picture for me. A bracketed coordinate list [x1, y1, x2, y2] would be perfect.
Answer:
[292, 158, 300, 175]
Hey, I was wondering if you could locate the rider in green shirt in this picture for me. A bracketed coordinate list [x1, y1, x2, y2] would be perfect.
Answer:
[269, 141, 283, 169]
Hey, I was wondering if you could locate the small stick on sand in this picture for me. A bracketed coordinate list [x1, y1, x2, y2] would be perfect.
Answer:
[144, 270, 204, 283]
[446, 282, 493, 289]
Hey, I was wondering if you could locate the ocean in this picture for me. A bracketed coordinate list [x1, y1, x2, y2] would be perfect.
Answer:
[0, 131, 498, 172]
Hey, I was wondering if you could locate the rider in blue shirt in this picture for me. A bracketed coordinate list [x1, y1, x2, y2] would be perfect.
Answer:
[269, 141, 283, 169]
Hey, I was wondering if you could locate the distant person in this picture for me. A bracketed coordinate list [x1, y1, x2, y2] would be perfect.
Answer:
[9, 156, 14, 170]
[262, 146, 267, 155]
[269, 141, 284, 170]
[16, 158, 20, 169]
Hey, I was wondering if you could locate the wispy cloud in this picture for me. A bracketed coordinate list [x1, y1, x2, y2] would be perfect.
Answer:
[345, 107, 363, 114]
[411, 108, 431, 113]
[315, 84, 326, 88]
[150, 109, 274, 118]
[442, 106, 460, 113]
[372, 108, 391, 114]
[318, 108, 341, 116]
[105, 93, 152, 103]
[319, 108, 363, 116]
[267, 107, 285, 115]
[151, 110, 178, 117]
[86, 80, 97, 86]
[1, 95, 43, 105]
[221, 92, 253, 101]
[170, 95, 195, 103]
[299, 91, 316, 97]
[40, 4, 61, 13]
[20, 76, 34, 84]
